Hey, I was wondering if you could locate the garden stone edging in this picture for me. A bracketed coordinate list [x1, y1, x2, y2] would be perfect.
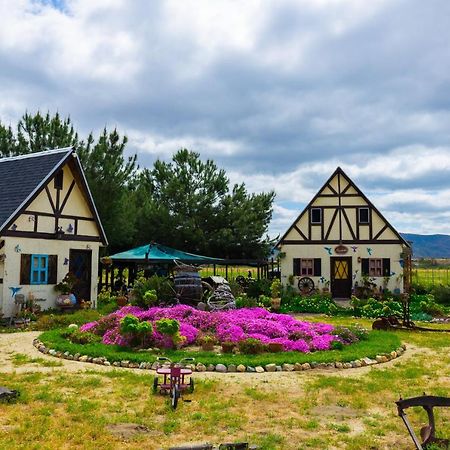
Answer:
[32, 338, 407, 373]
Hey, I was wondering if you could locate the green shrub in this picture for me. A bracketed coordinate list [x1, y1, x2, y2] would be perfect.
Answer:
[32, 309, 101, 331]
[235, 294, 258, 308]
[62, 329, 101, 345]
[238, 338, 265, 354]
[270, 278, 282, 298]
[350, 296, 402, 319]
[431, 285, 450, 306]
[120, 314, 153, 347]
[155, 318, 184, 347]
[246, 278, 271, 299]
[131, 275, 174, 307]
[281, 294, 338, 315]
[257, 295, 271, 308]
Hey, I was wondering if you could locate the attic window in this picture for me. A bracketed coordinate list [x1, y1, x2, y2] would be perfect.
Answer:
[359, 207, 370, 224]
[54, 170, 63, 190]
[311, 208, 322, 224]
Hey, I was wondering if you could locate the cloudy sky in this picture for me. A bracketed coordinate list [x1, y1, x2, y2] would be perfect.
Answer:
[1, 0, 450, 238]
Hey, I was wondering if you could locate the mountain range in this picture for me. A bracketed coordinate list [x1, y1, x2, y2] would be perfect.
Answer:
[401, 233, 450, 258]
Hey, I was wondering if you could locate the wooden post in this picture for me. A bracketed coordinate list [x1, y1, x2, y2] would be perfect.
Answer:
[213, 264, 216, 276]
[225, 265, 228, 280]
[111, 266, 115, 291]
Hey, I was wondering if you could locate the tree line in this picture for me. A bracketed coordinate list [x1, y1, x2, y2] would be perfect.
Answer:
[0, 112, 275, 259]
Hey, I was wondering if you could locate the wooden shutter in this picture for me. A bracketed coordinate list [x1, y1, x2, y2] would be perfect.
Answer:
[382, 258, 391, 277]
[361, 258, 369, 276]
[20, 254, 31, 284]
[48, 255, 58, 284]
[293, 258, 301, 276]
[313, 258, 322, 276]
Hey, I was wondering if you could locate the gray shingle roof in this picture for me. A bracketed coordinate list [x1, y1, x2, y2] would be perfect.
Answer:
[0, 148, 73, 233]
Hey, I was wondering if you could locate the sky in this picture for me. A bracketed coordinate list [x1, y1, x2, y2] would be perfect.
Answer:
[1, 0, 450, 238]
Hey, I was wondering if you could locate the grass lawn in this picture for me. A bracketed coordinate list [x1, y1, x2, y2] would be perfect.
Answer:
[38, 328, 401, 367]
[0, 316, 448, 449]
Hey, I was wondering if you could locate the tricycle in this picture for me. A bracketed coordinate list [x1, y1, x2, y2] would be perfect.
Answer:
[153, 357, 195, 409]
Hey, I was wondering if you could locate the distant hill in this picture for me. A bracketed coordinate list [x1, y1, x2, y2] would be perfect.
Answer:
[401, 233, 450, 258]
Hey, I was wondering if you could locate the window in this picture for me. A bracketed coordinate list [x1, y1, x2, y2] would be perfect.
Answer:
[361, 258, 390, 277]
[31, 255, 48, 284]
[293, 258, 322, 276]
[311, 208, 322, 224]
[359, 207, 370, 224]
[54, 170, 64, 190]
[20, 254, 58, 285]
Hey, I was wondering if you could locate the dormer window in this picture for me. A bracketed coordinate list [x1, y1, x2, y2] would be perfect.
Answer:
[311, 208, 322, 224]
[359, 207, 370, 224]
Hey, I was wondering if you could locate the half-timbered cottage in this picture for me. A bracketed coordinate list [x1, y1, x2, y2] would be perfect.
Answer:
[0, 148, 107, 317]
[277, 167, 412, 298]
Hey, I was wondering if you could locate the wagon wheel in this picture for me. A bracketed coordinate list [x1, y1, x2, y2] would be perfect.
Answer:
[298, 277, 315, 295]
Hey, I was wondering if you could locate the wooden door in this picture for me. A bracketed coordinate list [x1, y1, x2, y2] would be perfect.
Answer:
[331, 257, 352, 299]
[69, 249, 92, 302]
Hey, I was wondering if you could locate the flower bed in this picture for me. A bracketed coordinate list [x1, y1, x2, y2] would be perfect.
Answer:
[80, 305, 344, 353]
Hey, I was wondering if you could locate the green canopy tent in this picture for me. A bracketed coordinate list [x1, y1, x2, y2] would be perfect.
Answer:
[101, 242, 224, 290]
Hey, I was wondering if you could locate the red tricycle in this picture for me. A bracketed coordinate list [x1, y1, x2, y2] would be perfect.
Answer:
[153, 357, 195, 409]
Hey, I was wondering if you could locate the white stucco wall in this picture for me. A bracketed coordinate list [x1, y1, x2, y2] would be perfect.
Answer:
[280, 243, 405, 295]
[0, 236, 100, 317]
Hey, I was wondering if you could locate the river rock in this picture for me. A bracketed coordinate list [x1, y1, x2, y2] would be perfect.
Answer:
[246, 366, 256, 373]
[335, 362, 343, 369]
[265, 363, 277, 372]
[227, 364, 237, 373]
[196, 363, 206, 372]
[236, 364, 246, 372]
[282, 363, 295, 372]
[255, 366, 265, 373]
[301, 363, 311, 370]
[215, 364, 227, 373]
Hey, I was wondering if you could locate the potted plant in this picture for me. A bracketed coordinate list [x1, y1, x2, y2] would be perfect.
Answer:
[197, 333, 217, 351]
[267, 342, 284, 353]
[270, 278, 282, 310]
[221, 341, 236, 353]
[116, 295, 128, 307]
[55, 272, 77, 308]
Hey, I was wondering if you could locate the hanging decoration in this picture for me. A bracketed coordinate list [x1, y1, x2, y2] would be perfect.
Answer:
[11, 224, 17, 231]
[390, 271, 396, 276]
[324, 247, 333, 255]
[319, 276, 327, 283]
[67, 224, 74, 233]
[9, 286, 22, 298]
[353, 269, 359, 280]
[64, 258, 69, 266]
[334, 245, 348, 254]
[351, 246, 358, 252]
[14, 245, 21, 253]
[399, 260, 404, 268]
[366, 247, 373, 256]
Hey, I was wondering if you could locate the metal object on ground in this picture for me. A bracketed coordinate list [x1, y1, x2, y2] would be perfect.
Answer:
[298, 276, 315, 295]
[207, 284, 235, 311]
[396, 394, 450, 450]
[0, 386, 19, 402]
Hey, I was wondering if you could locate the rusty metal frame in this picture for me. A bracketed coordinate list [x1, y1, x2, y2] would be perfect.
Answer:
[396, 395, 450, 449]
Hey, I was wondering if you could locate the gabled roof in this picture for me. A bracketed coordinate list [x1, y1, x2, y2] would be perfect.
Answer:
[277, 166, 410, 247]
[0, 148, 107, 244]
[110, 242, 223, 263]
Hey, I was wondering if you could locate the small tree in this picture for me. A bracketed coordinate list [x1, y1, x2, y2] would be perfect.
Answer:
[120, 314, 153, 347]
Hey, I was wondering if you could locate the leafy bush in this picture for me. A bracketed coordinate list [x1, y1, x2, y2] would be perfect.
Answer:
[120, 314, 153, 347]
[32, 309, 101, 331]
[235, 294, 258, 308]
[431, 285, 450, 306]
[62, 329, 101, 345]
[280, 294, 338, 315]
[257, 295, 271, 308]
[333, 326, 359, 344]
[270, 278, 282, 298]
[412, 282, 431, 295]
[410, 294, 447, 319]
[350, 296, 403, 318]
[155, 318, 184, 347]
[238, 338, 265, 354]
[131, 276, 174, 307]
[246, 278, 271, 299]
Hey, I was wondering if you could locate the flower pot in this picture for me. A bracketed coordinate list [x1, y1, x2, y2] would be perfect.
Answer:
[268, 342, 284, 353]
[201, 342, 215, 352]
[117, 296, 128, 307]
[221, 342, 235, 353]
[271, 297, 281, 310]
[56, 294, 74, 309]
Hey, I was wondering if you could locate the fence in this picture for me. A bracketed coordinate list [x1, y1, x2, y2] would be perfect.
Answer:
[412, 268, 450, 287]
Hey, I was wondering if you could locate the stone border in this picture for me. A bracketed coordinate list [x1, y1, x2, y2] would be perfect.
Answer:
[32, 338, 406, 373]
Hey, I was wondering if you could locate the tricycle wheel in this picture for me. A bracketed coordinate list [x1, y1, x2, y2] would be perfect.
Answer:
[189, 378, 194, 393]
[152, 376, 159, 394]
[171, 385, 180, 409]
